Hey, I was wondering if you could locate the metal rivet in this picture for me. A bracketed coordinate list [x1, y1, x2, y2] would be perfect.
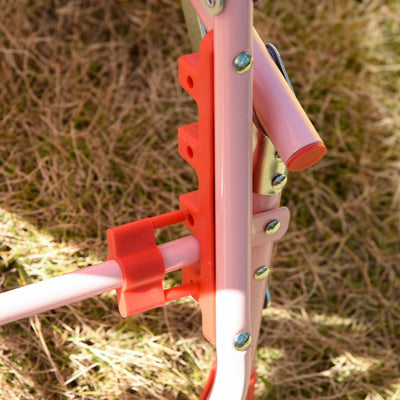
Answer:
[254, 266, 270, 280]
[201, 0, 223, 15]
[234, 332, 252, 351]
[271, 173, 287, 190]
[265, 220, 280, 235]
[234, 52, 253, 74]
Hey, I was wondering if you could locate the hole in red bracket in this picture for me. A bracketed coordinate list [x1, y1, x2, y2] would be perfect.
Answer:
[187, 145, 194, 159]
[188, 214, 194, 226]
[187, 75, 194, 89]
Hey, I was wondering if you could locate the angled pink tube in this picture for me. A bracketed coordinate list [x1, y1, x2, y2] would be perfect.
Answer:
[189, 0, 326, 171]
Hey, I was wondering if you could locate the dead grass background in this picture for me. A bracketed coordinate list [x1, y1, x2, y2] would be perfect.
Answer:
[0, 0, 399, 399]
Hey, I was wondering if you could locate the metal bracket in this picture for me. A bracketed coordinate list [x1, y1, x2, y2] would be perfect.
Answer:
[252, 206, 290, 247]
[253, 130, 289, 195]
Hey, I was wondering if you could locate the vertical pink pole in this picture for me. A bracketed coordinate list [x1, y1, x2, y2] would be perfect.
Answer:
[210, 0, 253, 399]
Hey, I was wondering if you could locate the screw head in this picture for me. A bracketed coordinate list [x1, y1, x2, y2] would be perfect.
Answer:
[234, 332, 252, 351]
[271, 173, 287, 190]
[254, 266, 270, 280]
[265, 220, 280, 235]
[201, 0, 223, 15]
[234, 52, 253, 73]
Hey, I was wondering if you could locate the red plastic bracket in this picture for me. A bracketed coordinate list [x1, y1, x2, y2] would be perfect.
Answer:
[106, 210, 198, 317]
[178, 31, 216, 345]
[106, 32, 216, 344]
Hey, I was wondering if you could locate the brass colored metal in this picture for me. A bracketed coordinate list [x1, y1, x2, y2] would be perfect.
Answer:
[252, 130, 288, 195]
[180, 0, 207, 52]
[201, 0, 224, 15]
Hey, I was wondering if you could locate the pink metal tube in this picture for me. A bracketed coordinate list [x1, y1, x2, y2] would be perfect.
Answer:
[252, 31, 325, 171]
[158, 235, 200, 272]
[210, 0, 254, 399]
[189, 1, 325, 171]
[0, 236, 199, 326]
[0, 260, 123, 326]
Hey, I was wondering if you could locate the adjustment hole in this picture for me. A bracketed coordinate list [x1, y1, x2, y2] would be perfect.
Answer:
[187, 76, 194, 89]
[187, 146, 194, 159]
[188, 214, 194, 226]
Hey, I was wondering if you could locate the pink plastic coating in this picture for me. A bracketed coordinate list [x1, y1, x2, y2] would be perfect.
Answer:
[0, 260, 122, 326]
[189, 1, 324, 170]
[252, 31, 324, 169]
[210, 1, 254, 399]
[0, 236, 200, 326]
[158, 235, 200, 273]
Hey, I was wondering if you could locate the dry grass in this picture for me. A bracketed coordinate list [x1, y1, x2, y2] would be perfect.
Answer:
[0, 0, 399, 399]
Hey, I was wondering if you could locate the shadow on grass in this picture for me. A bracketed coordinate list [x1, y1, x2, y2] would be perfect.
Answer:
[0, 252, 399, 400]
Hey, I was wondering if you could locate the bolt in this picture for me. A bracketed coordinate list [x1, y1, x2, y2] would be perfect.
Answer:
[265, 220, 280, 235]
[234, 332, 252, 351]
[234, 52, 253, 74]
[271, 173, 287, 190]
[202, 0, 223, 14]
[254, 266, 270, 280]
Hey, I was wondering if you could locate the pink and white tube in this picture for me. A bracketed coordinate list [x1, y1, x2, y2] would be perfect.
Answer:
[0, 235, 199, 326]
[210, 0, 254, 399]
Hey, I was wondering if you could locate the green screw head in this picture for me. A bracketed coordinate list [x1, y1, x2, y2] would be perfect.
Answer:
[265, 220, 281, 235]
[271, 173, 287, 190]
[254, 266, 270, 280]
[234, 332, 252, 351]
[233, 52, 253, 74]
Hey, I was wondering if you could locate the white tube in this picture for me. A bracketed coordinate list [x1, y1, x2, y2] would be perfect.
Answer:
[210, 1, 254, 399]
[0, 236, 200, 326]
[159, 235, 200, 273]
[0, 260, 123, 326]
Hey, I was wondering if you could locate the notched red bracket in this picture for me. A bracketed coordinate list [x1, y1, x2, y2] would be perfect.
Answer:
[106, 33, 216, 345]
[178, 31, 216, 345]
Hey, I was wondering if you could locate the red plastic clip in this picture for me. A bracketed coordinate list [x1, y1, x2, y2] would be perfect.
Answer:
[106, 210, 197, 317]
